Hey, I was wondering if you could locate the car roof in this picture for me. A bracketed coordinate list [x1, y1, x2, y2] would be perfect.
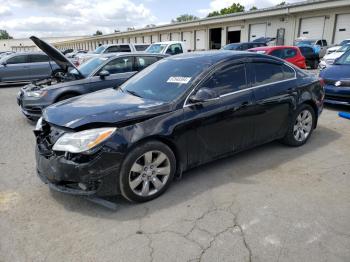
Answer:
[9, 51, 47, 55]
[151, 41, 185, 45]
[97, 53, 167, 60]
[165, 50, 273, 65]
[249, 46, 297, 51]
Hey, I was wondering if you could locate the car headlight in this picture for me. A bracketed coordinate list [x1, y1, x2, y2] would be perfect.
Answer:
[26, 90, 47, 98]
[52, 127, 116, 153]
[35, 117, 43, 131]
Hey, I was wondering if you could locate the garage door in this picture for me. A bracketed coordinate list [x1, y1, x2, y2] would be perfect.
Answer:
[171, 32, 181, 41]
[143, 35, 151, 44]
[249, 23, 267, 41]
[182, 31, 193, 51]
[195, 30, 206, 50]
[299, 17, 325, 39]
[334, 14, 350, 44]
[160, 33, 170, 42]
[151, 34, 158, 43]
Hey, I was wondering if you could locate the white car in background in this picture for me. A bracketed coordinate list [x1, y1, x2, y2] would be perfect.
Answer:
[325, 39, 350, 55]
[319, 43, 350, 69]
[76, 43, 149, 65]
[145, 41, 187, 55]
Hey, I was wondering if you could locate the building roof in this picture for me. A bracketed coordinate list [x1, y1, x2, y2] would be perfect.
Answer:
[54, 0, 349, 44]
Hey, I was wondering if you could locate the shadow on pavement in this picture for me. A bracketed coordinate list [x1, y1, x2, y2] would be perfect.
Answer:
[50, 124, 341, 218]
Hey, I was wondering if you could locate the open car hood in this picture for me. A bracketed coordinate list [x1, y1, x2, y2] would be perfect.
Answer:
[30, 36, 83, 77]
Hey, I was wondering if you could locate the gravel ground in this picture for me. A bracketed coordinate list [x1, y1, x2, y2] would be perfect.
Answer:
[0, 86, 349, 262]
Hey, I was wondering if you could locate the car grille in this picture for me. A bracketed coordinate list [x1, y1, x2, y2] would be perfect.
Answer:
[23, 106, 42, 115]
[325, 94, 350, 102]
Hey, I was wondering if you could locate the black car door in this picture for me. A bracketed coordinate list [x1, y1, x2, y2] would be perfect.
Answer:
[183, 61, 255, 167]
[247, 59, 297, 145]
[85, 56, 137, 93]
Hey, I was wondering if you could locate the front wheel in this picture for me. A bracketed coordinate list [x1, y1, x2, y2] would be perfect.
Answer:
[119, 141, 176, 202]
[282, 104, 315, 146]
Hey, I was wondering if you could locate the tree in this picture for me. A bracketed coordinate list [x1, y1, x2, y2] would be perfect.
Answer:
[171, 14, 199, 23]
[250, 6, 258, 11]
[0, 30, 13, 39]
[276, 1, 287, 6]
[207, 3, 245, 17]
[93, 30, 103, 36]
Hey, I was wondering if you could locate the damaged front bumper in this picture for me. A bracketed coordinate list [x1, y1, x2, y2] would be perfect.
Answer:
[35, 142, 125, 197]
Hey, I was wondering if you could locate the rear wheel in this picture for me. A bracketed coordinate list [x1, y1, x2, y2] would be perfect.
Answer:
[119, 141, 176, 202]
[282, 104, 315, 146]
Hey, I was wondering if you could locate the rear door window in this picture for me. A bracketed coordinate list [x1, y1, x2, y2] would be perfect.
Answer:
[6, 55, 28, 64]
[98, 57, 133, 74]
[135, 56, 159, 71]
[202, 63, 247, 96]
[282, 64, 295, 79]
[29, 54, 50, 63]
[270, 49, 284, 58]
[251, 62, 284, 86]
[166, 44, 183, 55]
[284, 48, 297, 59]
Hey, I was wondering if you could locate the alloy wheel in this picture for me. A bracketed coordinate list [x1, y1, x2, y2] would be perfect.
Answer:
[128, 150, 171, 197]
[293, 110, 313, 142]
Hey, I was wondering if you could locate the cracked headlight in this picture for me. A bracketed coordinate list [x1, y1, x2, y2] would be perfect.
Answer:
[26, 90, 47, 98]
[53, 127, 116, 153]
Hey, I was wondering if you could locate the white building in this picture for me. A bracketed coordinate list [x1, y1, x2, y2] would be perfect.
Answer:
[0, 36, 87, 52]
[54, 0, 350, 52]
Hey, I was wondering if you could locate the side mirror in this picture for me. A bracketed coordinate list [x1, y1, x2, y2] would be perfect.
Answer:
[1, 61, 7, 66]
[189, 88, 218, 104]
[99, 70, 110, 79]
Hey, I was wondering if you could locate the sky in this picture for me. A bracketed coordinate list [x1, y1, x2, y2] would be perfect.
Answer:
[0, 0, 301, 38]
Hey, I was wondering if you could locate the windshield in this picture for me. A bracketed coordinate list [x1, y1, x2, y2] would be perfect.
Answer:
[222, 44, 239, 50]
[70, 57, 109, 77]
[93, 46, 106, 54]
[146, 44, 167, 54]
[334, 51, 350, 65]
[121, 58, 207, 102]
[337, 44, 350, 53]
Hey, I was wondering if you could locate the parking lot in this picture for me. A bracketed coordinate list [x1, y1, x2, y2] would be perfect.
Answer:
[0, 85, 349, 262]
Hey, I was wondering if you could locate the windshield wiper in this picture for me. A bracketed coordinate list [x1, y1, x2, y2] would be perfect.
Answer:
[125, 89, 143, 98]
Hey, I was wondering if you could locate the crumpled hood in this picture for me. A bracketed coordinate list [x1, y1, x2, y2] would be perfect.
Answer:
[43, 88, 172, 129]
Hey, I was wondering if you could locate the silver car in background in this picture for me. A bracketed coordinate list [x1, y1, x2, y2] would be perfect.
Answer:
[0, 52, 60, 86]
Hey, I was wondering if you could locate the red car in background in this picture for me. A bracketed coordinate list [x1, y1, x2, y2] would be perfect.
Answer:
[248, 46, 306, 69]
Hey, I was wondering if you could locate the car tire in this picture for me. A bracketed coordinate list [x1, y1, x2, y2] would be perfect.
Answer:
[282, 104, 316, 147]
[119, 141, 176, 202]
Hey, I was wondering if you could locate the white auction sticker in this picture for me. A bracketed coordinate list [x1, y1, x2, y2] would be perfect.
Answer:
[167, 76, 191, 84]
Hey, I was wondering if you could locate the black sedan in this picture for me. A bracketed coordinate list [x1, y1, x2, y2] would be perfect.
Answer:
[17, 36, 166, 120]
[35, 51, 324, 202]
